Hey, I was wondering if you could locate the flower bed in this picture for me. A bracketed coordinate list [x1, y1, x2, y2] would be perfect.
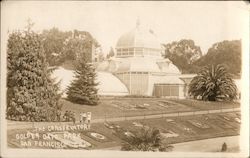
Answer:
[83, 131, 111, 143]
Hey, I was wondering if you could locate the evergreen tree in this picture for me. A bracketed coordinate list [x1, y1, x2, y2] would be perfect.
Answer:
[106, 47, 115, 59]
[7, 24, 62, 121]
[66, 58, 99, 105]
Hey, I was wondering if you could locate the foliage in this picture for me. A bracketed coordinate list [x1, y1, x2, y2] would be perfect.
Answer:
[66, 57, 99, 105]
[121, 126, 173, 152]
[106, 47, 115, 59]
[62, 30, 99, 64]
[194, 40, 241, 76]
[163, 39, 202, 73]
[65, 31, 99, 105]
[97, 48, 105, 62]
[164, 39, 241, 76]
[7, 25, 62, 121]
[40, 28, 71, 66]
[40, 28, 100, 66]
[188, 64, 238, 101]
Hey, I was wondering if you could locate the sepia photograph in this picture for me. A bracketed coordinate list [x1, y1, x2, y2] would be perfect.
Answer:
[0, 1, 249, 158]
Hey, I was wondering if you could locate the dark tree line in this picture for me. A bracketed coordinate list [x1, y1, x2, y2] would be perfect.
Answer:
[40, 28, 100, 66]
[163, 39, 202, 74]
[194, 40, 241, 76]
[163, 39, 241, 76]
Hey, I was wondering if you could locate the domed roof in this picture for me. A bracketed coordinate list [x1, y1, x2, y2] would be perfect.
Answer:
[96, 72, 129, 96]
[116, 23, 162, 50]
[156, 58, 181, 74]
[52, 67, 129, 97]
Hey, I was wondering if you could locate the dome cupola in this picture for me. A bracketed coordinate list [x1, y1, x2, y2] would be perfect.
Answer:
[116, 20, 163, 58]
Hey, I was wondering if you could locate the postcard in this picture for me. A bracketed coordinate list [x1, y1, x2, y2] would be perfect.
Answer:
[1, 1, 249, 158]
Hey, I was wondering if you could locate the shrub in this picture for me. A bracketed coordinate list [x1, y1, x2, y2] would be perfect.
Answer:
[188, 64, 238, 101]
[121, 126, 173, 152]
[62, 110, 76, 122]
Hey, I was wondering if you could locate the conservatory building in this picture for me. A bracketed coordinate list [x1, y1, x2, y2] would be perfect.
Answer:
[96, 22, 185, 98]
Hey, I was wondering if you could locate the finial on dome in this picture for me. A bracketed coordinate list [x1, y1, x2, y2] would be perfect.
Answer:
[136, 17, 140, 28]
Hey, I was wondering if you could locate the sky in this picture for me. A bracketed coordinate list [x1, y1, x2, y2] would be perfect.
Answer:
[1, 1, 249, 55]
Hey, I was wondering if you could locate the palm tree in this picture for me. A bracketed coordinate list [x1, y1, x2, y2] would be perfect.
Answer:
[188, 64, 238, 101]
[121, 126, 173, 152]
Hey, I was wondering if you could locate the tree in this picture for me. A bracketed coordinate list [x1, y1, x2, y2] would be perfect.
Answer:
[63, 30, 100, 105]
[106, 47, 115, 59]
[40, 28, 71, 66]
[41, 28, 100, 67]
[163, 39, 202, 73]
[7, 24, 62, 121]
[98, 52, 105, 62]
[66, 57, 99, 105]
[194, 40, 241, 76]
[62, 30, 99, 64]
[188, 64, 237, 101]
[121, 127, 173, 152]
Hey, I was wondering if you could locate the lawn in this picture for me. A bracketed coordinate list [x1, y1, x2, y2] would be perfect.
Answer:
[168, 99, 240, 110]
[60, 97, 240, 121]
[60, 98, 195, 121]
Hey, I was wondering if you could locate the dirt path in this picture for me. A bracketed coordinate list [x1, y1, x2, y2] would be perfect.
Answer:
[7, 108, 240, 130]
[172, 135, 240, 152]
[92, 108, 240, 123]
[98, 135, 240, 152]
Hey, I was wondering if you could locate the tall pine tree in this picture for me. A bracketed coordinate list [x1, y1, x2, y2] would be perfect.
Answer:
[7, 24, 62, 121]
[67, 58, 99, 105]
